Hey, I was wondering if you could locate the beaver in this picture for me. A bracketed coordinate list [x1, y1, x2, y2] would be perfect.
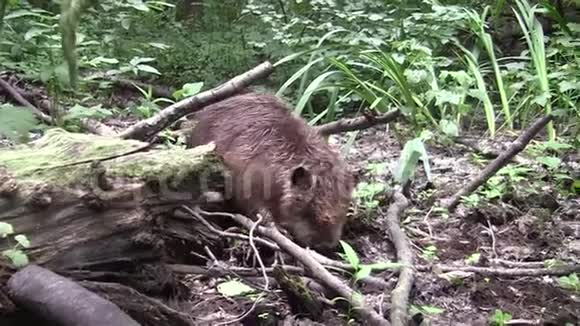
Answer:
[187, 92, 355, 250]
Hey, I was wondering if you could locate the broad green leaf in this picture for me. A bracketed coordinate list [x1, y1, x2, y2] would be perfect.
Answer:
[54, 63, 71, 87]
[354, 265, 372, 282]
[0, 105, 38, 143]
[14, 234, 30, 248]
[434, 89, 463, 106]
[126, 0, 149, 11]
[24, 27, 46, 41]
[2, 249, 29, 267]
[0, 222, 14, 238]
[136, 64, 161, 75]
[130, 57, 156, 66]
[339, 240, 359, 269]
[148, 42, 171, 50]
[535, 156, 561, 169]
[217, 280, 255, 297]
[394, 138, 432, 185]
[531, 92, 550, 107]
[543, 141, 574, 151]
[173, 82, 204, 100]
[558, 80, 579, 93]
[439, 119, 459, 137]
[87, 56, 119, 66]
[63, 104, 113, 121]
[465, 253, 481, 265]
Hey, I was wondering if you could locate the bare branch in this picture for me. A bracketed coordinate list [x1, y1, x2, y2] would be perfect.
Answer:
[316, 109, 400, 136]
[226, 211, 391, 326]
[0, 78, 52, 124]
[384, 190, 412, 326]
[443, 114, 554, 211]
[119, 61, 274, 141]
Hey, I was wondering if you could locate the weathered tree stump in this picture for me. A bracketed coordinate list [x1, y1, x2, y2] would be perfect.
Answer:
[0, 128, 229, 325]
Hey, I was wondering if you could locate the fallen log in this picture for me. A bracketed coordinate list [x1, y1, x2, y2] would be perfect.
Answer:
[0, 128, 228, 324]
[7, 264, 141, 326]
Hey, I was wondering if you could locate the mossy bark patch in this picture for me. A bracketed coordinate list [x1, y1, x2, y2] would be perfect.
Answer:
[0, 128, 221, 188]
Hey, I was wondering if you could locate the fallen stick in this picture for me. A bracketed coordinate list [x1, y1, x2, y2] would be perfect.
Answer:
[7, 265, 141, 326]
[316, 109, 400, 136]
[0, 78, 52, 124]
[118, 61, 274, 141]
[383, 190, 412, 326]
[226, 211, 391, 326]
[429, 264, 580, 277]
[443, 114, 554, 211]
[0, 77, 116, 136]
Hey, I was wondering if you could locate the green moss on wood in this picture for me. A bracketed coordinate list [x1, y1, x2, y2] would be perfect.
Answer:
[0, 128, 221, 188]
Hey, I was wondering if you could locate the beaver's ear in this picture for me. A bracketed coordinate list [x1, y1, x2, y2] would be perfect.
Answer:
[290, 166, 313, 190]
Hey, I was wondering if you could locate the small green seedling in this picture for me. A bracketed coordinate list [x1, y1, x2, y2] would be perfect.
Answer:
[557, 273, 580, 293]
[489, 309, 512, 326]
[464, 252, 481, 265]
[338, 241, 400, 283]
[420, 245, 438, 262]
[0, 222, 30, 268]
[216, 279, 256, 297]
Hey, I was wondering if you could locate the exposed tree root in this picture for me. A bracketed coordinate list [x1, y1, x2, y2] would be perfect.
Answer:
[195, 208, 391, 326]
[383, 190, 412, 326]
[443, 114, 555, 211]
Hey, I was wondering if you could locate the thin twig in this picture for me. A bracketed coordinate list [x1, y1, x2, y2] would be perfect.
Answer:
[384, 190, 412, 326]
[119, 61, 274, 141]
[178, 206, 279, 250]
[215, 215, 269, 326]
[207, 210, 390, 326]
[485, 219, 498, 259]
[316, 109, 400, 136]
[444, 114, 554, 211]
[424, 264, 580, 276]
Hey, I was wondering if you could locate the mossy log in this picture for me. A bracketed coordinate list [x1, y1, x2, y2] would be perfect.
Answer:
[0, 128, 229, 325]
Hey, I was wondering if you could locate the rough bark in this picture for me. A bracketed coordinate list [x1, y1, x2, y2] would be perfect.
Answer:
[7, 265, 141, 326]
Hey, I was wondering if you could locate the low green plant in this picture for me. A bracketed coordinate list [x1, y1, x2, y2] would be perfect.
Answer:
[0, 222, 30, 268]
[216, 279, 256, 297]
[420, 245, 438, 262]
[557, 273, 580, 293]
[465, 252, 481, 265]
[479, 165, 532, 200]
[394, 131, 433, 185]
[338, 240, 400, 284]
[461, 194, 481, 208]
[489, 309, 512, 326]
[0, 104, 40, 143]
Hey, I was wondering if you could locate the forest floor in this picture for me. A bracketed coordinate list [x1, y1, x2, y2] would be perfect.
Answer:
[333, 126, 579, 325]
[173, 125, 579, 325]
[1, 80, 579, 326]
